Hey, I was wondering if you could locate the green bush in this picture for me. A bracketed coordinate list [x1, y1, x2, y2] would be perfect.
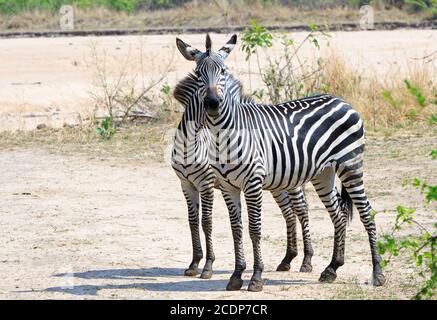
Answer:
[96, 116, 116, 140]
[377, 150, 436, 300]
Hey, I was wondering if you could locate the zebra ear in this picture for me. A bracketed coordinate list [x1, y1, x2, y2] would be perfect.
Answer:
[176, 38, 202, 61]
[205, 33, 212, 53]
[218, 34, 237, 59]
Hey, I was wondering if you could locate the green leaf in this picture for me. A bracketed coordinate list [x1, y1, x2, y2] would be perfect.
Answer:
[396, 205, 415, 223]
[281, 36, 294, 47]
[400, 237, 420, 250]
[423, 252, 432, 259]
[382, 90, 402, 109]
[369, 209, 378, 221]
[404, 79, 427, 107]
[160, 84, 171, 95]
[425, 185, 437, 202]
[405, 0, 429, 9]
[240, 19, 273, 60]
[252, 88, 265, 101]
[416, 254, 423, 266]
[380, 259, 389, 268]
[412, 178, 422, 187]
[309, 23, 318, 32]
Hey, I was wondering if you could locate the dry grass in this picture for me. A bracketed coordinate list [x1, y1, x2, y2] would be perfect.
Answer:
[0, 35, 434, 154]
[88, 40, 178, 124]
[0, 122, 174, 161]
[247, 33, 436, 130]
[1, 51, 435, 157]
[0, 3, 431, 32]
[320, 51, 437, 128]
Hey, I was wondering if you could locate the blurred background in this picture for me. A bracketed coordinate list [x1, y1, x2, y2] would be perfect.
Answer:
[0, 0, 435, 31]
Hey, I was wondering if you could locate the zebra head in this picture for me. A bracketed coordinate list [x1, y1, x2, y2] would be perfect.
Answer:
[176, 34, 237, 118]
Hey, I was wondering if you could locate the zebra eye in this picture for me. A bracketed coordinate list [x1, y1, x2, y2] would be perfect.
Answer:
[221, 68, 226, 75]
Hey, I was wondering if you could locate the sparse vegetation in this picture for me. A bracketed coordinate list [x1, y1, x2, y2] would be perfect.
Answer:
[0, 0, 434, 32]
[0, 0, 435, 15]
[320, 53, 437, 127]
[239, 24, 435, 299]
[241, 21, 436, 128]
[377, 173, 436, 299]
[242, 21, 331, 103]
[96, 116, 116, 140]
[88, 39, 176, 139]
[0, 122, 173, 161]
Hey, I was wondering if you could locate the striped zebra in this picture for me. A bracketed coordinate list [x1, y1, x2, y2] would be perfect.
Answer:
[171, 69, 314, 280]
[175, 34, 386, 292]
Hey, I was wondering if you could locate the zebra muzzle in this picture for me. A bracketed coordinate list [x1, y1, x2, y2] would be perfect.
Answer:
[204, 92, 222, 117]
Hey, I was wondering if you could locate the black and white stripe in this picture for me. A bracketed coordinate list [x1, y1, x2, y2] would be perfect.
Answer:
[171, 70, 314, 280]
[175, 34, 386, 292]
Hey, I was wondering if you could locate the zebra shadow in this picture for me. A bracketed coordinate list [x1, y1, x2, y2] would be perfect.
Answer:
[53, 267, 229, 281]
[43, 267, 318, 296]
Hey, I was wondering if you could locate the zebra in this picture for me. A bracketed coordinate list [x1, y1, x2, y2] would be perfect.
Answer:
[175, 34, 386, 292]
[171, 66, 314, 280]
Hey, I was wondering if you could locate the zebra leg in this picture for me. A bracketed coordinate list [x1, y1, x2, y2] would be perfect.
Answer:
[289, 188, 314, 273]
[199, 188, 215, 279]
[271, 190, 298, 272]
[222, 188, 246, 291]
[181, 181, 203, 277]
[337, 162, 386, 286]
[245, 180, 264, 292]
[311, 167, 347, 283]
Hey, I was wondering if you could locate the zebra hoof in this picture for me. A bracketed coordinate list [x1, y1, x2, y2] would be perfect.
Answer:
[226, 277, 243, 291]
[319, 268, 337, 283]
[299, 263, 313, 273]
[184, 268, 198, 277]
[372, 273, 386, 286]
[248, 280, 264, 292]
[200, 270, 213, 279]
[276, 263, 291, 272]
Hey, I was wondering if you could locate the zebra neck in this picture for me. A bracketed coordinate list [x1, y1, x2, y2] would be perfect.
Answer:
[178, 104, 205, 137]
[205, 97, 237, 134]
[173, 111, 208, 165]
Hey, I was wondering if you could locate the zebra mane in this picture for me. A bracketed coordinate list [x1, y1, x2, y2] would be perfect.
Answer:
[173, 72, 198, 106]
[226, 73, 255, 104]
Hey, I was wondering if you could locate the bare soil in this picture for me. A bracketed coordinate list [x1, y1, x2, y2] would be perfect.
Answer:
[0, 132, 435, 299]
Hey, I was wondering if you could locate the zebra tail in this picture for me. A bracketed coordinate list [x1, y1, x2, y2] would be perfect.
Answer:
[340, 184, 354, 223]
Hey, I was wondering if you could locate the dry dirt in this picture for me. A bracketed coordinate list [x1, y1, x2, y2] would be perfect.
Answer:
[0, 133, 435, 300]
[0, 30, 436, 130]
[0, 30, 436, 300]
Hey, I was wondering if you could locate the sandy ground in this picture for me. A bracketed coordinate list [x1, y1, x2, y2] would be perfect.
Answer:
[0, 134, 435, 300]
[0, 29, 435, 300]
[0, 30, 436, 130]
